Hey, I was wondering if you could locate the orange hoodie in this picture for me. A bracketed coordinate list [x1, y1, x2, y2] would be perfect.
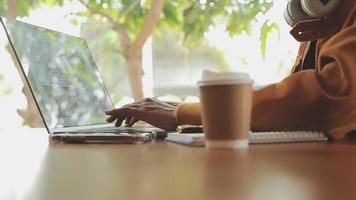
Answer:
[176, 2, 356, 139]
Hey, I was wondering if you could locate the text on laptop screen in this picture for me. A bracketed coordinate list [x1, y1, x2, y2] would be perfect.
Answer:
[2, 18, 113, 129]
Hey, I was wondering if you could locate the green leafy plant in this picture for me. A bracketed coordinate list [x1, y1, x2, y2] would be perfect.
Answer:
[0, 0, 278, 127]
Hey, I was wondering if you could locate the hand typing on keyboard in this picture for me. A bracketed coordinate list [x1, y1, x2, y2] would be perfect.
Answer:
[105, 98, 178, 131]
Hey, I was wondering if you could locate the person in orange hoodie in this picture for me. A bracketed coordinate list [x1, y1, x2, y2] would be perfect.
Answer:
[105, 0, 356, 139]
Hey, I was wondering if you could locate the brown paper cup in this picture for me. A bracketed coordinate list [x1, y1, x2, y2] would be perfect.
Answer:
[198, 71, 253, 149]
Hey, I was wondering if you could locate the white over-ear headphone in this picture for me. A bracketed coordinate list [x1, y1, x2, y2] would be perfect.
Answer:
[284, 0, 341, 27]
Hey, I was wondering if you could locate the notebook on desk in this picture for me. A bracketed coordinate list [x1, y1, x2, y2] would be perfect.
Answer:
[0, 17, 164, 143]
[166, 131, 329, 146]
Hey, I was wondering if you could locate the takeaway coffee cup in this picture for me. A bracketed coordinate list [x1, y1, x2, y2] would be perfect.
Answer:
[197, 70, 253, 149]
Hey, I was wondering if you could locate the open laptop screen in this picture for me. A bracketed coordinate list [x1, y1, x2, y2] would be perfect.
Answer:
[1, 17, 113, 129]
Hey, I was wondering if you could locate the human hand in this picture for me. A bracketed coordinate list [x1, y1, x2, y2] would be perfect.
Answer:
[105, 98, 179, 131]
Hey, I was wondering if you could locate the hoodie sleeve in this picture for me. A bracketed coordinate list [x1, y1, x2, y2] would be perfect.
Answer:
[252, 17, 356, 136]
[176, 5, 356, 138]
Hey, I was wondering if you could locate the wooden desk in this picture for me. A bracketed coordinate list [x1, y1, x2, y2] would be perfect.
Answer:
[0, 129, 356, 200]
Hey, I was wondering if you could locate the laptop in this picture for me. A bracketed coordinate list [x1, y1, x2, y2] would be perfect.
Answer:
[0, 17, 165, 143]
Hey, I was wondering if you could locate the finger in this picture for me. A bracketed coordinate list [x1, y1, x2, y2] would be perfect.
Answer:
[106, 115, 116, 123]
[115, 107, 142, 127]
[127, 118, 139, 127]
[111, 107, 146, 126]
[104, 109, 117, 115]
[115, 113, 128, 127]
[115, 118, 124, 127]
[110, 108, 129, 127]
[106, 107, 129, 118]
[124, 116, 134, 126]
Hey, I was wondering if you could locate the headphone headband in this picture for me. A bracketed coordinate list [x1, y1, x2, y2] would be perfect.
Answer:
[284, 0, 341, 27]
[301, 0, 341, 18]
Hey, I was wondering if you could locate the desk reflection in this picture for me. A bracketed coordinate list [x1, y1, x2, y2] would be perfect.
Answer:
[0, 129, 48, 200]
[1, 129, 356, 200]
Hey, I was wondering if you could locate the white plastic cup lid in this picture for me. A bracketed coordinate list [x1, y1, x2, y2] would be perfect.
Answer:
[197, 70, 253, 86]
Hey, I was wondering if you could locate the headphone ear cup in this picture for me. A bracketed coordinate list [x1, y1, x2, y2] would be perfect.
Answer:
[301, 0, 341, 18]
[284, 0, 315, 27]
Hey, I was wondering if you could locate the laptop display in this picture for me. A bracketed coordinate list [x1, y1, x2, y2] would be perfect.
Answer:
[1, 17, 113, 129]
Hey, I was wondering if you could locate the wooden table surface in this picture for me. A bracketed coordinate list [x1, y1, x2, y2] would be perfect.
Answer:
[0, 128, 356, 200]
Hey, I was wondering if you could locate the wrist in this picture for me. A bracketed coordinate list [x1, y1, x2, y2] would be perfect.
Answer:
[176, 102, 202, 126]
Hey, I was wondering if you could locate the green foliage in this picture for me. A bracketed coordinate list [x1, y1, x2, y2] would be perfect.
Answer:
[16, 0, 33, 17]
[74, 0, 277, 50]
[158, 0, 274, 47]
[161, 1, 183, 28]
[0, 0, 5, 15]
[44, 0, 64, 6]
[1, 0, 278, 57]
[76, 0, 149, 40]
[153, 29, 229, 71]
[80, 18, 130, 103]
[0, 0, 63, 17]
[162, 0, 277, 60]
[226, 1, 272, 36]
[260, 20, 279, 59]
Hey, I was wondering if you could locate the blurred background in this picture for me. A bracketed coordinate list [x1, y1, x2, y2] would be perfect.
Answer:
[0, 0, 298, 130]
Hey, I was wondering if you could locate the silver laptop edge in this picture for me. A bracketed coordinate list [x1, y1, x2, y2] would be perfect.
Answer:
[0, 17, 163, 143]
[0, 17, 117, 134]
[49, 123, 116, 134]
